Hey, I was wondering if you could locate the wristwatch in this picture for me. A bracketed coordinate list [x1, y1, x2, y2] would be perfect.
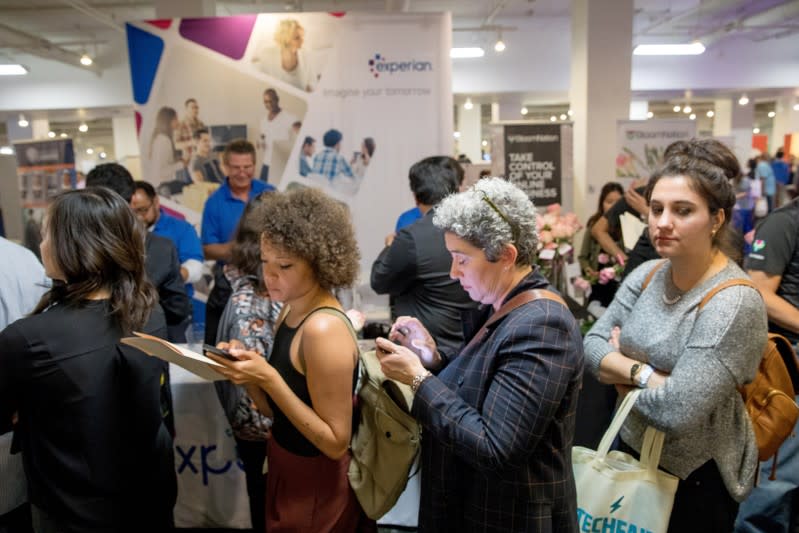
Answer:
[629, 363, 642, 385]
[410, 370, 433, 394]
[634, 364, 655, 388]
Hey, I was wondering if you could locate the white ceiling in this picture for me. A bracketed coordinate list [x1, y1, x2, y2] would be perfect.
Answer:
[0, 0, 797, 123]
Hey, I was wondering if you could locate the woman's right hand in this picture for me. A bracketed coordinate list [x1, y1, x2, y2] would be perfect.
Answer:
[210, 340, 277, 387]
[390, 316, 440, 369]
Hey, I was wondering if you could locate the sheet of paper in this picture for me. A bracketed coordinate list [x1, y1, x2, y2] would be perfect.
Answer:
[121, 332, 227, 381]
[620, 212, 647, 251]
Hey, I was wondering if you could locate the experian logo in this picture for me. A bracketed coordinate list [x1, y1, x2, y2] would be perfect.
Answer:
[368, 53, 433, 78]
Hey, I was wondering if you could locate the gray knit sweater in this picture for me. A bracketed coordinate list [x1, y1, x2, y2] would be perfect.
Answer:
[584, 259, 767, 502]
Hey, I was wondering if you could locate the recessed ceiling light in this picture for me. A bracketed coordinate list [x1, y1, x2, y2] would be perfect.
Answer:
[739, 95, 749, 106]
[646, 111, 654, 118]
[689, 113, 696, 120]
[768, 111, 776, 118]
[550, 116, 557, 122]
[794, 103, 799, 111]
[706, 110, 715, 118]
[0, 64, 28, 76]
[0, 146, 13, 155]
[86, 148, 94, 155]
[48, 131, 55, 138]
[753, 127, 760, 134]
[18, 114, 28, 128]
[633, 42, 705, 55]
[78, 123, 88, 133]
[450, 47, 485, 59]
[99, 152, 107, 159]
[481, 140, 488, 147]
[494, 39, 506, 52]
[453, 131, 461, 138]
[673, 105, 681, 112]
[683, 105, 692, 114]
[80, 54, 93, 66]
[520, 106, 528, 115]
[567, 109, 573, 117]
[463, 98, 474, 110]
[60, 132, 68, 138]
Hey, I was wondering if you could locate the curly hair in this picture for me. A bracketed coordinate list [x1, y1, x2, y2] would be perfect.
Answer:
[256, 187, 360, 290]
[33, 188, 157, 334]
[433, 177, 539, 266]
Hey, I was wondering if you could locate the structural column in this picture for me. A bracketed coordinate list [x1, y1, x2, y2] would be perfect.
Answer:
[773, 90, 799, 155]
[570, 0, 633, 219]
[457, 103, 482, 164]
[713, 98, 754, 165]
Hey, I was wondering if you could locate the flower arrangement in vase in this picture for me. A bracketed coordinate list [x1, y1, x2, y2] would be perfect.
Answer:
[535, 203, 582, 291]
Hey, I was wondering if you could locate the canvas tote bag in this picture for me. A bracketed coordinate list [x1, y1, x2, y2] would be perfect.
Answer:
[573, 389, 679, 533]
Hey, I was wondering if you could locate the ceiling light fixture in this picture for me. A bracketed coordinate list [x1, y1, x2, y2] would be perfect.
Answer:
[99, 151, 107, 159]
[647, 111, 654, 118]
[794, 103, 799, 111]
[567, 109, 573, 117]
[633, 42, 705, 56]
[48, 131, 55, 138]
[520, 106, 528, 115]
[481, 140, 488, 147]
[689, 113, 696, 120]
[0, 64, 28, 76]
[0, 146, 13, 155]
[450, 47, 485, 59]
[78, 123, 88, 133]
[86, 148, 94, 155]
[494, 32, 506, 53]
[753, 127, 760, 134]
[17, 114, 28, 128]
[768, 111, 776, 118]
[683, 105, 692, 114]
[706, 110, 715, 118]
[550, 115, 557, 122]
[673, 105, 681, 112]
[739, 94, 749, 106]
[80, 53, 93, 66]
[453, 131, 461, 139]
[559, 113, 567, 120]
[60, 132, 68, 138]
[463, 98, 474, 110]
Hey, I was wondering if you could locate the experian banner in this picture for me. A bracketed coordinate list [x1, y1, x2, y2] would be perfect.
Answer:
[126, 12, 453, 275]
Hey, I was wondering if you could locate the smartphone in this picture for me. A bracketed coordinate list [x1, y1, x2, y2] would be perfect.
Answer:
[203, 343, 238, 361]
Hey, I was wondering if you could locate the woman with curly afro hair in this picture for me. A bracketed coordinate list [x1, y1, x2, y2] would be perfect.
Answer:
[209, 187, 375, 532]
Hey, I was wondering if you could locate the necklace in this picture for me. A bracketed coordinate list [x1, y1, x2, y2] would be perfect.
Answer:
[662, 292, 681, 305]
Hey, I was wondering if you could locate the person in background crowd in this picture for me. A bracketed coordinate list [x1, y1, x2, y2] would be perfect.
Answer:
[213, 193, 282, 533]
[174, 98, 206, 159]
[86, 164, 191, 341]
[591, 178, 658, 277]
[579, 181, 624, 307]
[584, 139, 767, 532]
[732, 167, 755, 252]
[0, 188, 177, 532]
[209, 188, 374, 532]
[376, 178, 584, 532]
[350, 137, 376, 179]
[254, 19, 318, 92]
[201, 139, 274, 346]
[312, 129, 354, 181]
[391, 157, 465, 235]
[735, 194, 799, 532]
[0, 237, 49, 533]
[258, 88, 296, 183]
[772, 148, 791, 208]
[188, 127, 214, 183]
[149, 106, 188, 186]
[756, 152, 776, 213]
[371, 156, 476, 355]
[299, 135, 315, 177]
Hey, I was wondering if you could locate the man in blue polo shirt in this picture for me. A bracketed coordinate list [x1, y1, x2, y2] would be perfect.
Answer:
[201, 139, 273, 344]
[131, 180, 203, 297]
[202, 139, 273, 262]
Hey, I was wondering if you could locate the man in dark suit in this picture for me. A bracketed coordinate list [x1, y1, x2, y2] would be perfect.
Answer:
[370, 156, 476, 356]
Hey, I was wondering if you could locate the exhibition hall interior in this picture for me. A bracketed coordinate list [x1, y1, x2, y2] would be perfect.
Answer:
[1, 0, 799, 532]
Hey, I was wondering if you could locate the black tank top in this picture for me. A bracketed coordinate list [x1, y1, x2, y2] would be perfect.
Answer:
[267, 307, 358, 457]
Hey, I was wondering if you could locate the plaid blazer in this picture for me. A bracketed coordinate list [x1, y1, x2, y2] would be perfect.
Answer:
[412, 271, 583, 533]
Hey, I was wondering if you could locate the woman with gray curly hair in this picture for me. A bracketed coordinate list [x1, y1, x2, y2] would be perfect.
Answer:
[376, 177, 584, 532]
